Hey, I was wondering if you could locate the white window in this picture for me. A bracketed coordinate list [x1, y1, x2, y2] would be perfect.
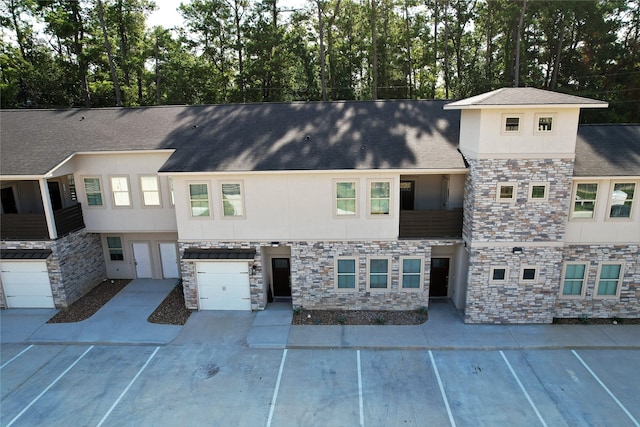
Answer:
[189, 183, 210, 217]
[400, 257, 423, 290]
[367, 257, 390, 290]
[572, 183, 598, 219]
[520, 266, 538, 282]
[369, 180, 391, 216]
[535, 114, 555, 133]
[83, 177, 103, 206]
[502, 114, 523, 134]
[608, 182, 635, 219]
[140, 176, 161, 206]
[489, 266, 509, 283]
[497, 182, 517, 202]
[335, 257, 357, 290]
[335, 180, 357, 217]
[168, 177, 175, 206]
[528, 182, 549, 201]
[595, 263, 623, 298]
[106, 236, 124, 261]
[221, 182, 244, 217]
[110, 176, 131, 207]
[560, 262, 587, 298]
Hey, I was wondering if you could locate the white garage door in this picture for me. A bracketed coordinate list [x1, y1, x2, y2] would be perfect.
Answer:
[1, 261, 54, 308]
[196, 262, 251, 310]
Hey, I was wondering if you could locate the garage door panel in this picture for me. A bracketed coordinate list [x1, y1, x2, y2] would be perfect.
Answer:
[1, 272, 51, 287]
[197, 262, 248, 275]
[6, 295, 54, 308]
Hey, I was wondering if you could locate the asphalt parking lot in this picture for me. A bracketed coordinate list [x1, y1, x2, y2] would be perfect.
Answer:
[2, 344, 639, 427]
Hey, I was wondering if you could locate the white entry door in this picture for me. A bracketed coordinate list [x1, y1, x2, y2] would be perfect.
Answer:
[196, 262, 251, 310]
[1, 261, 54, 308]
[132, 242, 153, 278]
[159, 243, 179, 279]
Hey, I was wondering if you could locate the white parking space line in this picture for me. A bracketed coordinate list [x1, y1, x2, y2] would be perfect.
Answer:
[0, 345, 34, 370]
[266, 348, 287, 427]
[6, 345, 94, 427]
[499, 351, 548, 427]
[572, 350, 640, 427]
[97, 346, 160, 427]
[428, 350, 456, 427]
[357, 350, 364, 427]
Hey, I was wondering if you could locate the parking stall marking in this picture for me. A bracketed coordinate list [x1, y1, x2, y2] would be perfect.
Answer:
[572, 350, 640, 427]
[0, 345, 33, 370]
[96, 346, 160, 427]
[357, 350, 364, 427]
[428, 350, 456, 427]
[6, 345, 94, 427]
[499, 350, 548, 427]
[266, 348, 287, 427]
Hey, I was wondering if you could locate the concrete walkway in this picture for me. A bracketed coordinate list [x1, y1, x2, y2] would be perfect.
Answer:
[2, 288, 639, 349]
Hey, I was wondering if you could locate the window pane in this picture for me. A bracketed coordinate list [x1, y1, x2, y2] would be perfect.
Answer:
[140, 177, 158, 191]
[337, 259, 355, 274]
[370, 199, 389, 215]
[191, 201, 210, 217]
[337, 182, 356, 198]
[610, 183, 634, 218]
[222, 183, 243, 216]
[107, 237, 123, 261]
[563, 281, 582, 295]
[522, 268, 536, 280]
[370, 259, 388, 273]
[600, 264, 621, 280]
[538, 117, 552, 131]
[531, 185, 546, 199]
[168, 177, 175, 205]
[371, 182, 390, 198]
[573, 183, 597, 218]
[369, 275, 388, 288]
[492, 268, 506, 281]
[338, 275, 355, 288]
[598, 280, 618, 296]
[565, 264, 585, 280]
[597, 264, 621, 296]
[402, 275, 420, 288]
[505, 117, 519, 131]
[87, 193, 103, 206]
[403, 259, 421, 274]
[143, 192, 160, 206]
[337, 199, 356, 215]
[190, 184, 208, 199]
[113, 191, 130, 206]
[111, 177, 128, 192]
[499, 185, 514, 199]
[84, 178, 101, 193]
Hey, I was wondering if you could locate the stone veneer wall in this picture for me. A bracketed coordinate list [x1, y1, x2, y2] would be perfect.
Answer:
[463, 158, 573, 323]
[464, 246, 563, 323]
[0, 229, 105, 308]
[555, 245, 640, 319]
[179, 240, 461, 312]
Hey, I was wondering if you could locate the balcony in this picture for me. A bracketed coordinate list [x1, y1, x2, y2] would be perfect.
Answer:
[399, 209, 463, 239]
[0, 204, 85, 240]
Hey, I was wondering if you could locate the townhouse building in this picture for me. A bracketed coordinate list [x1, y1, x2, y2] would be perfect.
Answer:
[1, 88, 638, 323]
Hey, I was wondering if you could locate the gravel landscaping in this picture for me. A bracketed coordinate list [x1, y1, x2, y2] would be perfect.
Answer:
[47, 279, 130, 323]
[147, 284, 193, 325]
[292, 308, 429, 325]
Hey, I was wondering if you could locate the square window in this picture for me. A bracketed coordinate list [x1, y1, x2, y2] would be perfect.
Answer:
[609, 182, 635, 219]
[110, 176, 131, 207]
[529, 183, 549, 201]
[106, 236, 124, 261]
[596, 263, 623, 298]
[370, 181, 390, 215]
[336, 258, 357, 289]
[400, 257, 423, 289]
[489, 267, 508, 283]
[189, 183, 210, 217]
[368, 258, 390, 289]
[505, 117, 520, 132]
[221, 182, 244, 217]
[336, 181, 357, 216]
[537, 116, 553, 132]
[497, 183, 517, 202]
[83, 177, 103, 206]
[572, 183, 598, 219]
[521, 267, 538, 282]
[561, 263, 587, 297]
[140, 176, 161, 206]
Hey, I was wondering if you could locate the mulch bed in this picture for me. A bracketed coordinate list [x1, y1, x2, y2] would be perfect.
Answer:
[147, 284, 193, 325]
[47, 279, 130, 323]
[292, 309, 428, 325]
[553, 317, 640, 325]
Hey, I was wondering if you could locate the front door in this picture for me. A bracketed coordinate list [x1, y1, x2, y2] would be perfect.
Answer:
[47, 182, 63, 210]
[272, 258, 291, 297]
[400, 180, 415, 210]
[132, 242, 153, 278]
[429, 258, 449, 297]
[159, 243, 179, 279]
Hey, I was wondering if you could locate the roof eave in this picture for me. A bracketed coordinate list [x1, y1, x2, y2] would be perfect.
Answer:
[444, 102, 608, 110]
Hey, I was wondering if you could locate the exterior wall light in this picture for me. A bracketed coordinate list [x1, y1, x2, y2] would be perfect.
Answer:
[512, 247, 523, 254]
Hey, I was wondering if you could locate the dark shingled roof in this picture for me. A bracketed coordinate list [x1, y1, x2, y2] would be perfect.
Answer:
[183, 248, 256, 260]
[445, 87, 608, 108]
[0, 100, 465, 176]
[575, 125, 640, 177]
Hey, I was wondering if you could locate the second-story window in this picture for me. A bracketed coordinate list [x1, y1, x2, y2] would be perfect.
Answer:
[140, 176, 161, 207]
[609, 182, 635, 218]
[572, 183, 597, 219]
[370, 181, 390, 215]
[189, 183, 210, 217]
[110, 176, 131, 207]
[221, 182, 244, 217]
[83, 177, 102, 206]
[336, 181, 357, 216]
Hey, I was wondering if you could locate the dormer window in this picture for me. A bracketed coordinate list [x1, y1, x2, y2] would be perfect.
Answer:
[502, 114, 523, 134]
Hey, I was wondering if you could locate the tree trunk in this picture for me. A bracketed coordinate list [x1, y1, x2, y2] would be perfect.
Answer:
[443, 0, 450, 99]
[233, 0, 245, 101]
[550, 13, 565, 90]
[485, 0, 493, 85]
[371, 0, 378, 100]
[69, 0, 91, 107]
[97, 0, 123, 106]
[431, 0, 438, 98]
[514, 0, 527, 87]
[404, 0, 413, 99]
[317, 1, 327, 101]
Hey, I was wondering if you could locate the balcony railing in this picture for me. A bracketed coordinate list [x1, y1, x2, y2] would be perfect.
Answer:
[0, 204, 85, 240]
[399, 208, 463, 239]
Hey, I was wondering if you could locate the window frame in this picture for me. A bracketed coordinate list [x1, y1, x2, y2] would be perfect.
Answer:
[502, 114, 523, 134]
[220, 180, 246, 219]
[367, 256, 391, 290]
[528, 182, 550, 202]
[139, 175, 162, 207]
[489, 266, 509, 284]
[106, 235, 124, 261]
[367, 179, 392, 217]
[594, 262, 624, 299]
[520, 266, 539, 283]
[82, 176, 104, 208]
[607, 181, 636, 220]
[334, 257, 359, 291]
[534, 113, 556, 134]
[399, 256, 424, 290]
[496, 182, 517, 203]
[559, 262, 588, 299]
[334, 179, 359, 218]
[571, 182, 599, 220]
[188, 181, 212, 218]
[109, 175, 132, 208]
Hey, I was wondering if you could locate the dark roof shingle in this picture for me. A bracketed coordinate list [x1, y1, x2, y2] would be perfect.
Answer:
[575, 125, 640, 176]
